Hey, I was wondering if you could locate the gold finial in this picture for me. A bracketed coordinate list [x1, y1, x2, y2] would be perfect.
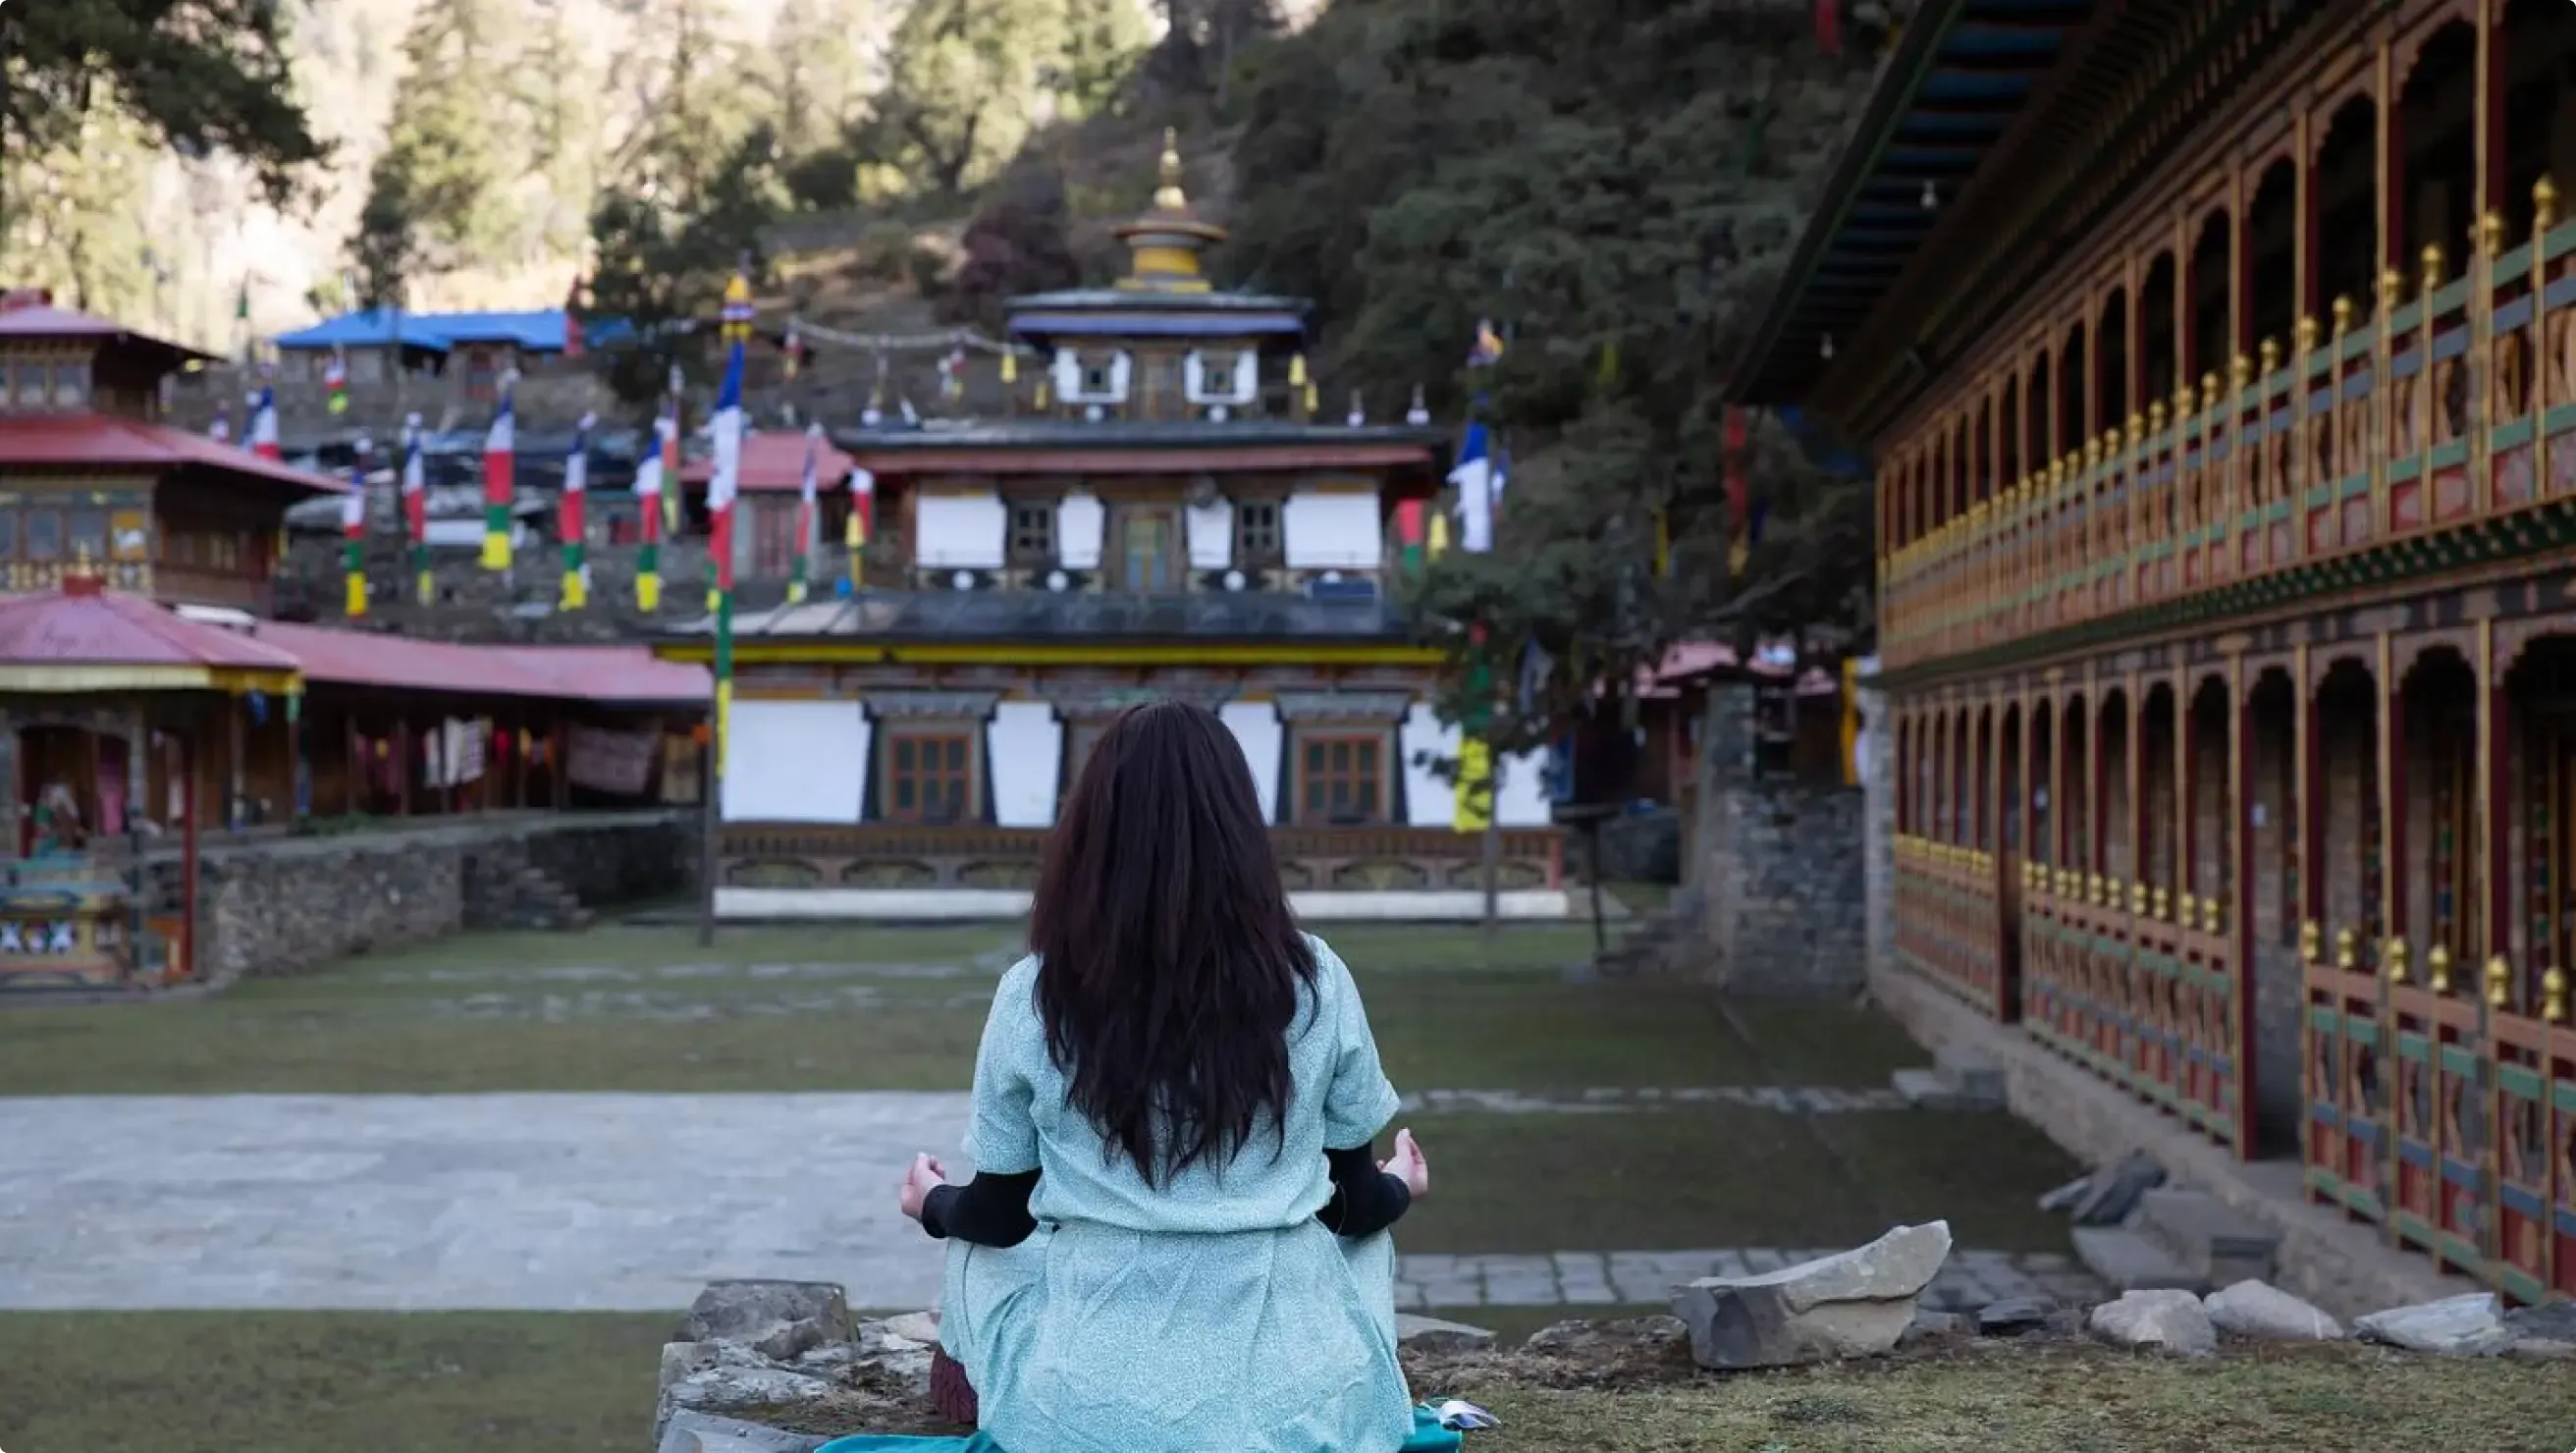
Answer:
[2427, 942, 2451, 994]
[2049, 457, 2066, 487]
[2230, 353, 2252, 389]
[2152, 886, 2169, 920]
[2201, 896, 2221, 935]
[2127, 411, 2146, 447]
[2296, 315, 2319, 351]
[2085, 436, 2103, 468]
[2182, 891, 2200, 926]
[2544, 965, 2568, 1023]
[2174, 385, 2194, 421]
[2334, 926, 2357, 971]
[2386, 937, 2410, 985]
[1154, 129, 1188, 212]
[2259, 337, 2280, 375]
[2129, 882, 2147, 914]
[2485, 955, 2512, 1010]
[2200, 372, 2221, 410]
[2380, 267, 2405, 306]
[2537, 176, 2558, 232]
[2331, 296, 2352, 334]
[2421, 242, 2445, 290]
[2299, 920, 2320, 964]
[2477, 210, 2503, 257]
[2149, 401, 2168, 434]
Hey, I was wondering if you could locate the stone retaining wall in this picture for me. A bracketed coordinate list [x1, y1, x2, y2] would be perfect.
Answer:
[174, 810, 699, 983]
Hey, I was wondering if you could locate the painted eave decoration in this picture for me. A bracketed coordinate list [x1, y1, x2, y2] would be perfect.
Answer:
[1724, 0, 2092, 412]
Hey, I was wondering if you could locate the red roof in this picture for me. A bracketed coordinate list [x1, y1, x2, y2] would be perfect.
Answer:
[0, 297, 213, 362]
[0, 581, 302, 673]
[246, 621, 708, 705]
[0, 413, 344, 495]
[678, 431, 859, 492]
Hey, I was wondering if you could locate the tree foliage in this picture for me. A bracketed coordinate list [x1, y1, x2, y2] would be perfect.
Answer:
[0, 0, 326, 204]
[860, 0, 1150, 196]
[583, 122, 790, 408]
[349, 0, 526, 305]
[1224, 0, 1882, 746]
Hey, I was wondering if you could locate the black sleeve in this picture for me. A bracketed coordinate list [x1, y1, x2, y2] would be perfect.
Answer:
[920, 1169, 1042, 1248]
[1315, 1144, 1413, 1238]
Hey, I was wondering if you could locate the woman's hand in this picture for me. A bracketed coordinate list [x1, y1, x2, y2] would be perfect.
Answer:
[1379, 1128, 1429, 1201]
[898, 1153, 951, 1222]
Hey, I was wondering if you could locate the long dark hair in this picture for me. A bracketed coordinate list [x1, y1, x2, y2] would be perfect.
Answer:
[1029, 699, 1316, 1186]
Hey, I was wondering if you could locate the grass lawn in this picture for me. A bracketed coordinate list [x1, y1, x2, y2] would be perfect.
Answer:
[0, 923, 1914, 1096]
[6, 1312, 2571, 1453]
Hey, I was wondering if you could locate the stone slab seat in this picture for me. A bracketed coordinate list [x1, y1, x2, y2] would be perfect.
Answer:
[2135, 1187, 2281, 1288]
[2071, 1224, 2203, 1295]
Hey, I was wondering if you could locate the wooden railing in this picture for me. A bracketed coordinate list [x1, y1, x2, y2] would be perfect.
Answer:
[1892, 834, 2005, 1016]
[1882, 187, 2576, 673]
[2302, 924, 2576, 1305]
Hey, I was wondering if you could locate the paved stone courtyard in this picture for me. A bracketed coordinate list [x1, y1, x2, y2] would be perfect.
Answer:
[0, 1091, 2093, 1314]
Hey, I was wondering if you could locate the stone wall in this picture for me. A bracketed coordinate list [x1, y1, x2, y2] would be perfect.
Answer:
[1596, 808, 1681, 883]
[174, 810, 699, 983]
[278, 532, 728, 644]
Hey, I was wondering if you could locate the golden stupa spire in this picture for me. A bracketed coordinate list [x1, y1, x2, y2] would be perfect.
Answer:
[1154, 129, 1189, 213]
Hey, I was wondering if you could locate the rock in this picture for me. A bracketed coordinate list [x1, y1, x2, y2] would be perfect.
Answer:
[1671, 1219, 1953, 1370]
[684, 1280, 853, 1364]
[1522, 1316, 1688, 1356]
[2088, 1289, 2218, 1357]
[655, 1411, 830, 1453]
[1396, 1313, 1498, 1353]
[2355, 1293, 2513, 1357]
[1975, 1297, 2053, 1337]
[666, 1364, 839, 1418]
[2202, 1280, 2343, 1342]
[1899, 1309, 1970, 1347]
[2503, 1300, 2576, 1360]
[2037, 1173, 2093, 1213]
[881, 1311, 941, 1346]
[2070, 1153, 2166, 1226]
[792, 1343, 859, 1373]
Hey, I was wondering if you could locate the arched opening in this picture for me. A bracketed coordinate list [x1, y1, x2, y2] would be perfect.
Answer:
[1973, 399, 1993, 504]
[1899, 717, 1916, 834]
[2399, 24, 2478, 272]
[2026, 352, 2053, 463]
[2000, 702, 2024, 856]
[1952, 707, 1972, 845]
[1953, 415, 1972, 518]
[2063, 694, 2091, 874]
[2095, 289, 2132, 433]
[2141, 253, 2179, 409]
[2139, 681, 2178, 889]
[1974, 706, 1995, 852]
[2100, 689, 2133, 881]
[2246, 160, 2298, 351]
[2187, 208, 2233, 385]
[1999, 374, 2022, 486]
[2313, 95, 2380, 327]
[2057, 323, 2088, 457]
[2400, 647, 2480, 967]
[2501, 0, 2576, 227]
[2317, 658, 2384, 961]
[2245, 667, 2302, 1157]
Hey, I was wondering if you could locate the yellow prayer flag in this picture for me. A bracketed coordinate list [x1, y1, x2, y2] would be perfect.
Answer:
[1452, 737, 1493, 834]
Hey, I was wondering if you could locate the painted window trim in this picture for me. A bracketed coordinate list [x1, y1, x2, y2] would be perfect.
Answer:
[1290, 725, 1394, 827]
[878, 722, 983, 825]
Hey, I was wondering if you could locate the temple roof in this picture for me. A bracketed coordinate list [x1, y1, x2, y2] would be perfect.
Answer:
[677, 429, 860, 493]
[247, 621, 708, 705]
[0, 294, 217, 377]
[0, 577, 303, 691]
[0, 413, 346, 499]
[667, 589, 1413, 647]
[830, 418, 1446, 477]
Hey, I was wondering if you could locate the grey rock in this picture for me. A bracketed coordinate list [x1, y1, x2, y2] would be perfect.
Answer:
[656, 1411, 830, 1453]
[685, 1280, 853, 1363]
[2202, 1280, 2343, 1342]
[2071, 1153, 2166, 1226]
[2503, 1300, 2576, 1360]
[1522, 1317, 1688, 1356]
[667, 1364, 840, 1417]
[1671, 1219, 1953, 1370]
[1396, 1313, 1498, 1353]
[2355, 1293, 2513, 1357]
[1975, 1297, 2053, 1336]
[792, 1343, 859, 1373]
[1900, 1309, 1970, 1347]
[2136, 1188, 2279, 1287]
[2071, 1224, 2202, 1294]
[2088, 1289, 2218, 1357]
[881, 1311, 941, 1346]
[2038, 1174, 2093, 1213]
[1933, 1045, 2006, 1104]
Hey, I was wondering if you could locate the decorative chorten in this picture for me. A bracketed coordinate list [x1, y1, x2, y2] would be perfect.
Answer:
[1112, 130, 1227, 294]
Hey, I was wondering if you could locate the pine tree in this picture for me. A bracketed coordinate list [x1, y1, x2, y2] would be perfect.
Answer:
[865, 0, 1072, 196]
[348, 0, 529, 296]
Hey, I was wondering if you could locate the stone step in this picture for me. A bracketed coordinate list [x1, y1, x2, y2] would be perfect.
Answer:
[1933, 1044, 2007, 1103]
[1889, 1063, 2006, 1111]
[2071, 1224, 2205, 1295]
[2133, 1187, 2280, 1287]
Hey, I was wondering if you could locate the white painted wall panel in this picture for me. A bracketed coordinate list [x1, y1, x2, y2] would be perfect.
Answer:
[1219, 701, 1284, 824]
[916, 492, 1006, 568]
[988, 701, 1062, 828]
[1283, 490, 1381, 568]
[1056, 491, 1104, 569]
[1186, 498, 1234, 569]
[1496, 747, 1551, 826]
[1400, 704, 1460, 828]
[723, 700, 866, 824]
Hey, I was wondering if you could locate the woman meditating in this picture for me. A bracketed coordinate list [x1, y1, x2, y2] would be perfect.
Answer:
[886, 700, 1433, 1453]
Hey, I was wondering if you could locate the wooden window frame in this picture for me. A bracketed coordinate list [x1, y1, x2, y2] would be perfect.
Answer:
[879, 724, 981, 825]
[1007, 501, 1056, 566]
[1292, 727, 1393, 827]
[1109, 503, 1182, 591]
[1233, 497, 1283, 565]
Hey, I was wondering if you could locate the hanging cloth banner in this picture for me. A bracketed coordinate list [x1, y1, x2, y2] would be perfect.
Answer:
[566, 725, 659, 795]
[561, 411, 594, 610]
[342, 433, 371, 618]
[481, 369, 519, 570]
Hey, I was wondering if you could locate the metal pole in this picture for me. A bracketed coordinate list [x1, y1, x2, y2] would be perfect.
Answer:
[699, 731, 719, 948]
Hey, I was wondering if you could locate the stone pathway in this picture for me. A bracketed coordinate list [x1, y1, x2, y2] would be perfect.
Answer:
[0, 1093, 2051, 1314]
[1404, 1087, 1908, 1114]
[1393, 1248, 2104, 1312]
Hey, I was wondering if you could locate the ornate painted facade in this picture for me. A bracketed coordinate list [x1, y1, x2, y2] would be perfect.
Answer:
[659, 136, 1571, 921]
[1734, 0, 2576, 1304]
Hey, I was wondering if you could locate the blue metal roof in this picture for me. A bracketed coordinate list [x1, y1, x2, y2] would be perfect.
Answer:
[276, 307, 577, 353]
[1726, 0, 2098, 411]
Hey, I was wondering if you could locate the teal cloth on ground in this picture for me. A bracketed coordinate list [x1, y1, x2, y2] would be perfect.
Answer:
[891, 937, 1422, 1453]
[813, 1404, 1462, 1453]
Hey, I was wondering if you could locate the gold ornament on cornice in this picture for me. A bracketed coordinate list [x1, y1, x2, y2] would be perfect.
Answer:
[2149, 401, 2167, 435]
[2544, 965, 2568, 1023]
[2298, 919, 2320, 964]
[2201, 373, 2221, 411]
[2126, 411, 2145, 448]
[2332, 296, 2352, 335]
[2421, 242, 2445, 292]
[2476, 210, 2503, 258]
[2296, 315, 2319, 352]
[2536, 175, 2557, 232]
[2259, 337, 2280, 375]
[2334, 926, 2357, 972]
[2386, 937, 2410, 985]
[1154, 128, 1188, 212]
[2380, 267, 2404, 306]
[2427, 942, 2451, 995]
[2484, 955, 2512, 1010]
[2230, 353, 2252, 389]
